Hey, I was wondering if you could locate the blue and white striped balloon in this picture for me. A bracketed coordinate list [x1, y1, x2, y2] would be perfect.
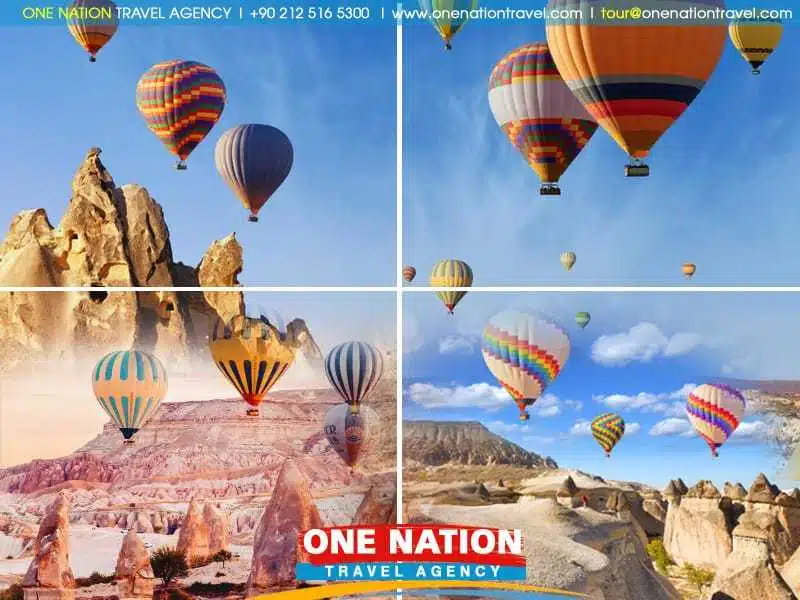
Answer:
[324, 341, 384, 411]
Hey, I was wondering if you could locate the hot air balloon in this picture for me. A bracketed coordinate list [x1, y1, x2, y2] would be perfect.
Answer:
[135, 60, 226, 170]
[418, 0, 478, 50]
[560, 251, 576, 271]
[66, 0, 118, 62]
[682, 263, 697, 279]
[481, 310, 571, 421]
[545, 0, 727, 177]
[591, 413, 625, 457]
[488, 43, 599, 196]
[403, 266, 417, 282]
[209, 314, 296, 416]
[729, 18, 783, 75]
[324, 341, 384, 413]
[324, 404, 379, 469]
[686, 383, 745, 457]
[575, 312, 591, 329]
[215, 124, 294, 223]
[430, 259, 473, 315]
[91, 349, 168, 443]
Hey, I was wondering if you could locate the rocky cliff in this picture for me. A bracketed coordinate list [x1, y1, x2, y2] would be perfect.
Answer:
[403, 421, 558, 469]
[0, 149, 245, 372]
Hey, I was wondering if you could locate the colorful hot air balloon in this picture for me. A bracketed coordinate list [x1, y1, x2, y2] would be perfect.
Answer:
[488, 43, 598, 196]
[686, 383, 745, 457]
[591, 413, 625, 457]
[403, 266, 417, 282]
[324, 403, 378, 468]
[209, 314, 296, 416]
[215, 124, 294, 223]
[66, 0, 118, 62]
[729, 18, 783, 75]
[545, 0, 727, 177]
[682, 263, 697, 279]
[430, 259, 473, 315]
[575, 312, 591, 329]
[324, 341, 384, 413]
[418, 0, 478, 50]
[481, 310, 571, 421]
[560, 251, 576, 271]
[135, 60, 227, 170]
[91, 349, 168, 443]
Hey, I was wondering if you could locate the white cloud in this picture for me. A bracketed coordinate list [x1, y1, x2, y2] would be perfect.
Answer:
[591, 323, 702, 366]
[406, 382, 507, 410]
[570, 421, 592, 436]
[439, 335, 476, 355]
[649, 418, 694, 437]
[523, 435, 557, 446]
[564, 399, 584, 412]
[626, 422, 642, 435]
[732, 420, 773, 441]
[486, 421, 524, 435]
[594, 384, 696, 416]
[531, 394, 561, 418]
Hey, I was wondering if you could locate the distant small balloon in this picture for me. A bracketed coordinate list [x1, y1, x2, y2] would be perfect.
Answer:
[430, 259, 473, 315]
[575, 312, 591, 329]
[403, 266, 417, 282]
[324, 404, 378, 468]
[560, 251, 576, 271]
[66, 0, 118, 62]
[682, 263, 697, 279]
[729, 18, 783, 75]
[591, 413, 625, 457]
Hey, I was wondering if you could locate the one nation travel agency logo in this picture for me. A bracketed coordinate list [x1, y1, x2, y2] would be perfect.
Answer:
[296, 525, 526, 582]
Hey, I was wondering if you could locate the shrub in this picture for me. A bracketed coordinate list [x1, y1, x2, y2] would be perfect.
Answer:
[0, 584, 23, 600]
[189, 554, 214, 569]
[75, 571, 116, 587]
[646, 539, 675, 575]
[150, 546, 189, 585]
[212, 549, 233, 569]
[185, 582, 246, 597]
[683, 563, 715, 592]
[5, 555, 13, 560]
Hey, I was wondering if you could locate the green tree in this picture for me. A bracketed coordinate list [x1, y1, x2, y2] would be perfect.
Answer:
[150, 546, 189, 586]
[646, 538, 675, 575]
[212, 549, 233, 569]
[683, 563, 714, 592]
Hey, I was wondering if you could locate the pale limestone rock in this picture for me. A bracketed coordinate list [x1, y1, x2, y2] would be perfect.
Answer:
[115, 530, 155, 598]
[22, 492, 75, 595]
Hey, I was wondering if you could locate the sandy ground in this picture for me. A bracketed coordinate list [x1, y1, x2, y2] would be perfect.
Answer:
[0, 525, 253, 578]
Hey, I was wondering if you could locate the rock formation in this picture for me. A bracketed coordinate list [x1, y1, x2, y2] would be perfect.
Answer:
[22, 492, 75, 600]
[0, 149, 244, 372]
[403, 421, 557, 469]
[115, 530, 155, 597]
[663, 480, 733, 569]
[176, 499, 229, 563]
[725, 482, 749, 501]
[708, 511, 797, 600]
[352, 483, 397, 525]
[248, 459, 324, 594]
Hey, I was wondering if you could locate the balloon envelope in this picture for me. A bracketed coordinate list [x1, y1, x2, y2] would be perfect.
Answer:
[545, 0, 727, 161]
[324, 404, 378, 468]
[560, 251, 576, 271]
[430, 259, 473, 314]
[91, 349, 168, 440]
[66, 0, 118, 61]
[682, 263, 697, 278]
[403, 266, 417, 282]
[481, 310, 570, 420]
[729, 18, 783, 73]
[215, 124, 294, 222]
[591, 413, 625, 456]
[488, 43, 598, 189]
[418, 0, 478, 48]
[209, 314, 295, 412]
[324, 341, 384, 410]
[135, 60, 226, 165]
[686, 383, 746, 456]
[575, 312, 591, 329]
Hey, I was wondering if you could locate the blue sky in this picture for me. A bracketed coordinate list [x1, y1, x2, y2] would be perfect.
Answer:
[402, 18, 800, 285]
[403, 291, 800, 490]
[0, 24, 395, 285]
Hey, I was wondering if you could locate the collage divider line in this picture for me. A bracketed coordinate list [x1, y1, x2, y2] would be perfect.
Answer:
[5, 286, 800, 293]
[395, 1, 404, 539]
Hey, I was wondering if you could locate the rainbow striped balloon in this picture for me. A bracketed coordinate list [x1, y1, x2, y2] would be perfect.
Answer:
[591, 413, 625, 457]
[481, 310, 570, 421]
[686, 383, 745, 457]
[135, 60, 227, 169]
[91, 349, 168, 442]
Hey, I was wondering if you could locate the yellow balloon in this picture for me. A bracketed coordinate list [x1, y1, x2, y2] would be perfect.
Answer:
[682, 263, 697, 279]
[430, 259, 473, 314]
[729, 18, 783, 75]
[209, 314, 296, 416]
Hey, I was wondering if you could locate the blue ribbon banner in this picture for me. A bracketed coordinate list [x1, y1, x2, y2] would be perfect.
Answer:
[296, 562, 528, 582]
